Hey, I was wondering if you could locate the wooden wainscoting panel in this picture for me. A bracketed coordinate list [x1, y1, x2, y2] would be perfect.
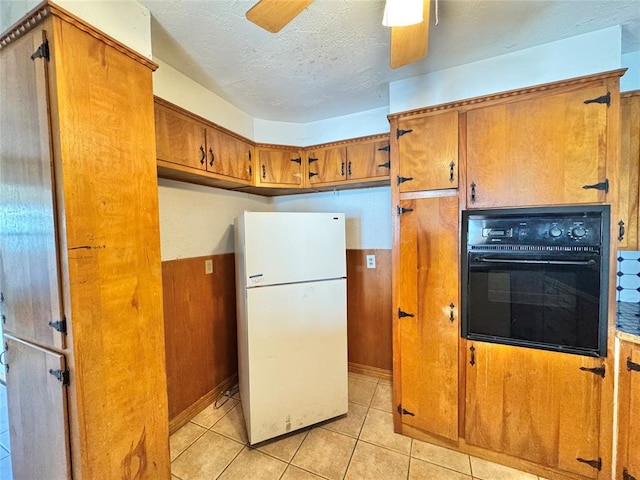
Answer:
[346, 249, 392, 371]
[162, 254, 238, 420]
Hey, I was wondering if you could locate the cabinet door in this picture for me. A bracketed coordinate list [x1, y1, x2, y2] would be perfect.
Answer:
[466, 86, 608, 208]
[617, 341, 640, 480]
[154, 103, 207, 170]
[0, 28, 65, 350]
[206, 128, 252, 181]
[4, 334, 71, 479]
[397, 111, 459, 192]
[465, 342, 601, 478]
[307, 146, 347, 185]
[256, 147, 303, 187]
[397, 195, 459, 441]
[346, 138, 390, 180]
[619, 93, 640, 250]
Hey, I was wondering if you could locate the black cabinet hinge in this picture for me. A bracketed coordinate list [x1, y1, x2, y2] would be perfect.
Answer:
[397, 176, 414, 185]
[309, 172, 318, 179]
[49, 368, 70, 386]
[378, 145, 391, 152]
[582, 179, 609, 193]
[308, 157, 318, 164]
[397, 206, 413, 215]
[398, 308, 415, 319]
[580, 365, 605, 378]
[623, 468, 637, 480]
[627, 357, 640, 372]
[31, 40, 50, 61]
[291, 157, 302, 164]
[378, 161, 391, 168]
[583, 92, 611, 107]
[48, 317, 67, 335]
[576, 457, 602, 470]
[396, 128, 413, 139]
[397, 404, 415, 416]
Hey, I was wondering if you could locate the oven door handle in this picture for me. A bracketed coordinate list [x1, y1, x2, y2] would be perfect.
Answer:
[474, 257, 597, 267]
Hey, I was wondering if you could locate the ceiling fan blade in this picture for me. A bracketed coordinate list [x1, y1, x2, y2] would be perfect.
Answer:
[390, 0, 430, 69]
[246, 0, 315, 33]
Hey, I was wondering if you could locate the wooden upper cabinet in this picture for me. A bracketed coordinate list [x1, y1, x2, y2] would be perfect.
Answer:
[205, 128, 252, 182]
[307, 146, 347, 185]
[466, 85, 609, 208]
[154, 102, 206, 170]
[396, 111, 459, 192]
[465, 342, 602, 478]
[0, 27, 64, 351]
[619, 91, 640, 250]
[255, 146, 304, 187]
[346, 137, 391, 181]
[397, 194, 459, 442]
[617, 340, 640, 480]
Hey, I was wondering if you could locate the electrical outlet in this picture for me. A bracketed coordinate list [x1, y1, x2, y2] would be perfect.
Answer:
[205, 259, 213, 274]
[366, 254, 376, 269]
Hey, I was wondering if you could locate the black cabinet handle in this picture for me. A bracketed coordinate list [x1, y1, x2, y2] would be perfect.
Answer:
[209, 148, 215, 166]
[348, 161, 352, 177]
[341, 162, 345, 177]
[618, 220, 626, 241]
[470, 345, 476, 366]
[449, 161, 455, 183]
[200, 146, 206, 165]
[262, 165, 266, 180]
[470, 182, 477, 203]
[449, 303, 455, 323]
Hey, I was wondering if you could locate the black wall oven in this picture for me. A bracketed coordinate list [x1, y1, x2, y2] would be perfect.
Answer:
[462, 205, 609, 357]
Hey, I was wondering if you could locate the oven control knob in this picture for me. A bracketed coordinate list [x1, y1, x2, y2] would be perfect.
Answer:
[549, 227, 563, 238]
[572, 227, 587, 238]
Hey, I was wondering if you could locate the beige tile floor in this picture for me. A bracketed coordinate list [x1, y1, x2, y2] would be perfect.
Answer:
[170, 372, 548, 480]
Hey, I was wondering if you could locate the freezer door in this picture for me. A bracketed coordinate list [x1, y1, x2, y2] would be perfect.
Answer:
[240, 212, 346, 287]
[240, 279, 348, 444]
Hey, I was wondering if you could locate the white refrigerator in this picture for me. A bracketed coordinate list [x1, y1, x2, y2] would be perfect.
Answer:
[234, 211, 348, 444]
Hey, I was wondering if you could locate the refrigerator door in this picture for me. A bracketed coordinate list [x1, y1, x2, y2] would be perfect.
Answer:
[239, 278, 348, 444]
[237, 212, 346, 287]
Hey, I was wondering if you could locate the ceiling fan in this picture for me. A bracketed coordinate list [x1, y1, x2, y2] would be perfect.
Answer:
[245, 0, 430, 69]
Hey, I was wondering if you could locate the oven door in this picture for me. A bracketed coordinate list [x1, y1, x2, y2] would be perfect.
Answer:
[463, 252, 607, 356]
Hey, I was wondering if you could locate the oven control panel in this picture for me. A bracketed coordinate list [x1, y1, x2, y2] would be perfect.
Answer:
[467, 213, 604, 247]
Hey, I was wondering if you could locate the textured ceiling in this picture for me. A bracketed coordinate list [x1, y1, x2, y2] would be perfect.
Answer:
[142, 0, 640, 122]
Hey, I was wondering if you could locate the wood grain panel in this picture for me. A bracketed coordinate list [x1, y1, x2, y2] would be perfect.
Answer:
[51, 17, 170, 479]
[346, 138, 390, 180]
[466, 85, 608, 208]
[162, 254, 237, 421]
[154, 102, 206, 170]
[617, 340, 640, 480]
[346, 249, 392, 372]
[255, 147, 303, 187]
[619, 92, 640, 250]
[465, 342, 601, 478]
[398, 195, 459, 442]
[307, 146, 347, 185]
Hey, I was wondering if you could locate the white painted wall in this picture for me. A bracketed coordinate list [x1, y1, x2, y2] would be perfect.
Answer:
[157, 179, 273, 260]
[271, 187, 392, 250]
[390, 27, 622, 113]
[153, 58, 255, 139]
[1, 0, 152, 58]
[622, 50, 640, 92]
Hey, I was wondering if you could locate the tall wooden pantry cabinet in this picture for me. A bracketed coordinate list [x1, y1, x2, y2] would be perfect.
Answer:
[0, 2, 170, 478]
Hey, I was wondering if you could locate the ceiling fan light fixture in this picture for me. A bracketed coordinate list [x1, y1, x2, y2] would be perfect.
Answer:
[382, 0, 423, 27]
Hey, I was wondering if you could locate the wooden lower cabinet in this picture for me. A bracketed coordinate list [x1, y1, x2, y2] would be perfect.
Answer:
[465, 341, 603, 478]
[396, 194, 459, 442]
[617, 339, 640, 480]
[4, 335, 70, 478]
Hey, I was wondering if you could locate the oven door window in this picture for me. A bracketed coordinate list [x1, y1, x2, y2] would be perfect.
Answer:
[466, 254, 601, 354]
